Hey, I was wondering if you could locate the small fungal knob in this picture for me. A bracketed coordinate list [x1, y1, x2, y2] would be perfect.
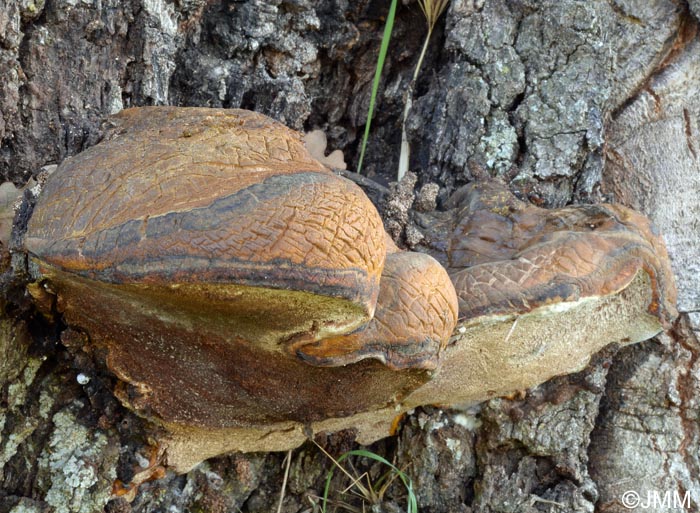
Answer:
[292, 250, 459, 370]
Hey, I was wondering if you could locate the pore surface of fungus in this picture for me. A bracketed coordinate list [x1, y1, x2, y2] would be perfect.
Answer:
[23, 108, 676, 472]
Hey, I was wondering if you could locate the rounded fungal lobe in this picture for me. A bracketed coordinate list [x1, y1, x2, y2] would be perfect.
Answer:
[26, 107, 387, 345]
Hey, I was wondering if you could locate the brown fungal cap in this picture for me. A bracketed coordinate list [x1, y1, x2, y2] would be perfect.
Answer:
[26, 107, 388, 344]
[446, 181, 677, 327]
[403, 180, 677, 410]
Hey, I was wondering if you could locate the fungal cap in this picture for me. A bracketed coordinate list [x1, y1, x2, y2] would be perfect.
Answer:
[406, 181, 677, 406]
[25, 107, 388, 344]
[447, 182, 677, 328]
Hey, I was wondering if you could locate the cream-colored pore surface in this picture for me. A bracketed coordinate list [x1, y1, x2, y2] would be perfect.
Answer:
[162, 271, 661, 472]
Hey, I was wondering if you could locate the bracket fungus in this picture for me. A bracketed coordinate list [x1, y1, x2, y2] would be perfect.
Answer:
[23, 107, 676, 472]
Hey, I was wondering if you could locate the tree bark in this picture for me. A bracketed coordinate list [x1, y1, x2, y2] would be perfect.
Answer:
[1, 1, 698, 512]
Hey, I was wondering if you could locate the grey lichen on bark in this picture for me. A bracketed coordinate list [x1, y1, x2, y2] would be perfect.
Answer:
[0, 312, 121, 513]
[35, 404, 118, 513]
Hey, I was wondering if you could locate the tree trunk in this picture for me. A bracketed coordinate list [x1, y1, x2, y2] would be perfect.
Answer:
[1, 1, 698, 512]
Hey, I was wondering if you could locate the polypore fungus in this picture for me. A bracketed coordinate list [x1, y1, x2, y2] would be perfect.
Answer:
[404, 181, 677, 408]
[23, 107, 676, 472]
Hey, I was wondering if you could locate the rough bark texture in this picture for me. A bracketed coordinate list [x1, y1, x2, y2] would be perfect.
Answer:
[1, 1, 699, 512]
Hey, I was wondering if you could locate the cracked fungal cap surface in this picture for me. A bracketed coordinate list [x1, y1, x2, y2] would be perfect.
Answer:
[25, 107, 387, 346]
[24, 107, 458, 430]
[444, 181, 677, 327]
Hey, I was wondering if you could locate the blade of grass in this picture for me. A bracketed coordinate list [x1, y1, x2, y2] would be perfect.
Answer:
[343, 450, 417, 513]
[320, 447, 418, 513]
[315, 442, 371, 513]
[356, 0, 398, 175]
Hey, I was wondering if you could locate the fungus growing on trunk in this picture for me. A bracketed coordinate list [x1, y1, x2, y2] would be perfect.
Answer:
[23, 107, 676, 472]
